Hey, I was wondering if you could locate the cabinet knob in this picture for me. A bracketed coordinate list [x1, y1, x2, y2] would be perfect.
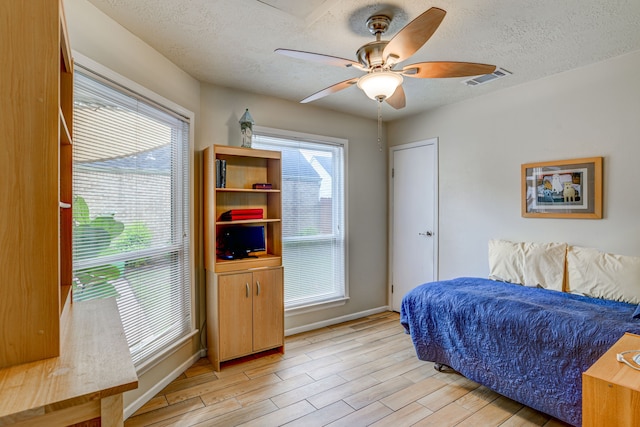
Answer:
[245, 283, 250, 298]
[256, 280, 261, 296]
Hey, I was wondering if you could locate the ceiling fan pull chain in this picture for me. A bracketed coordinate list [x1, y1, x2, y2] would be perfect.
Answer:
[377, 99, 383, 152]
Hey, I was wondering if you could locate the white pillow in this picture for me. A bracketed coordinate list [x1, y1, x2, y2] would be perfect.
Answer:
[522, 242, 567, 292]
[488, 239, 525, 285]
[566, 246, 640, 304]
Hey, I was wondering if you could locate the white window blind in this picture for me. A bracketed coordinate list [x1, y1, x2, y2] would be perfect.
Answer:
[253, 131, 346, 309]
[72, 69, 192, 368]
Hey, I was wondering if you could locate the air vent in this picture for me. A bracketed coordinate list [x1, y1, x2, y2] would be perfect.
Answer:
[463, 67, 512, 86]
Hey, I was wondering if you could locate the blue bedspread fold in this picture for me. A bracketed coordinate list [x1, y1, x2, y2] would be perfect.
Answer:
[400, 277, 640, 426]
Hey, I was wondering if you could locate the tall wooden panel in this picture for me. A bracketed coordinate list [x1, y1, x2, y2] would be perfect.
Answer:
[0, 0, 73, 368]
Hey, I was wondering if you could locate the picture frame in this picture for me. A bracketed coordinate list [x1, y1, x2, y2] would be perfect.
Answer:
[521, 157, 603, 219]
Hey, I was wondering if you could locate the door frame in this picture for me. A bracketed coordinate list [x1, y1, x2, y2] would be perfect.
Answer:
[388, 138, 439, 310]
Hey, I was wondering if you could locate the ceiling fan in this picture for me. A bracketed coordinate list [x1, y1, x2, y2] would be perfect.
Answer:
[275, 7, 496, 109]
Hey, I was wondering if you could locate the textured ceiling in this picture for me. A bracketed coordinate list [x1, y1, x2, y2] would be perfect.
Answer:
[86, 0, 640, 121]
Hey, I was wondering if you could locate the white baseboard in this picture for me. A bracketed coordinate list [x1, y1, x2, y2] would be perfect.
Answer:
[284, 305, 391, 336]
[124, 351, 202, 419]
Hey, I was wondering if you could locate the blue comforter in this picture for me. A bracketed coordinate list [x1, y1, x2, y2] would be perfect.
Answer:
[400, 277, 640, 426]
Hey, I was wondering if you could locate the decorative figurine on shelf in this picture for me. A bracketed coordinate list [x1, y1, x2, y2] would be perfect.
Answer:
[239, 108, 255, 148]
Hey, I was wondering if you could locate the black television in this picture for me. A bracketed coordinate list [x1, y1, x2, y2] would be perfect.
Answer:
[217, 225, 266, 260]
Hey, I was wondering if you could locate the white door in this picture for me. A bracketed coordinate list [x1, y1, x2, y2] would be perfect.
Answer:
[390, 139, 438, 311]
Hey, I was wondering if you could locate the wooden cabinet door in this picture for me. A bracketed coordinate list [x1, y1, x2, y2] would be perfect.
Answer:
[218, 272, 253, 360]
[252, 267, 284, 352]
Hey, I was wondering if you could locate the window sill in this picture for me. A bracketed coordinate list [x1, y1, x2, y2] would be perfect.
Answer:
[285, 296, 350, 316]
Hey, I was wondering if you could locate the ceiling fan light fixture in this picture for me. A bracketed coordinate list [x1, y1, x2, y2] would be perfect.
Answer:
[357, 71, 403, 101]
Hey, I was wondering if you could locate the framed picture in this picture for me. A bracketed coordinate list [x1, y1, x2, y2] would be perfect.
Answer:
[521, 157, 603, 219]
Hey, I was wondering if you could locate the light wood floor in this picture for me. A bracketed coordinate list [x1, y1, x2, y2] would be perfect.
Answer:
[125, 312, 571, 427]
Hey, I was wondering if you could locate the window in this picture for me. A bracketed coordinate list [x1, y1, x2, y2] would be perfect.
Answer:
[253, 128, 347, 309]
[72, 65, 193, 370]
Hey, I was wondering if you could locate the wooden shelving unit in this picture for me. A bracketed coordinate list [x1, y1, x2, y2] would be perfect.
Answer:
[0, 0, 73, 368]
[204, 145, 283, 273]
[204, 145, 284, 370]
[0, 5, 138, 425]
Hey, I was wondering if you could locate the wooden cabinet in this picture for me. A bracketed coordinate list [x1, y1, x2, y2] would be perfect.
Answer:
[207, 267, 284, 370]
[583, 333, 640, 427]
[0, 0, 73, 368]
[203, 144, 284, 370]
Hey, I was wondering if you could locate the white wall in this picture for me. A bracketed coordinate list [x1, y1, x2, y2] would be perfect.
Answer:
[199, 85, 389, 330]
[388, 50, 640, 280]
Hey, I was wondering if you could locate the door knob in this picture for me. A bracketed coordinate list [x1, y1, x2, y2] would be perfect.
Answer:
[418, 231, 433, 237]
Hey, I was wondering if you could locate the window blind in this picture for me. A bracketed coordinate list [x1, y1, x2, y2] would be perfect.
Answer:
[253, 133, 346, 308]
[72, 70, 192, 368]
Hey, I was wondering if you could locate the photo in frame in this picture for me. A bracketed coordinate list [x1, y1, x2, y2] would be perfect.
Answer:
[521, 157, 603, 219]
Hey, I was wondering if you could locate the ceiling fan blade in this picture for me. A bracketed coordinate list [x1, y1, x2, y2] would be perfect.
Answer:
[300, 77, 360, 103]
[385, 85, 406, 109]
[383, 7, 446, 65]
[275, 48, 363, 69]
[402, 62, 497, 78]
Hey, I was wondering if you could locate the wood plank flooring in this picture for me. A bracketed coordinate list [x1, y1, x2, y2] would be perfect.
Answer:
[125, 312, 571, 427]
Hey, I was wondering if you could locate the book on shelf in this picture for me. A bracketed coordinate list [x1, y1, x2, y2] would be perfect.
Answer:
[252, 183, 272, 190]
[215, 159, 226, 188]
[219, 209, 263, 221]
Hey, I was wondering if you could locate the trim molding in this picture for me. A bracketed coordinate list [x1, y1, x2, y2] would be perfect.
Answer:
[285, 306, 391, 336]
[124, 350, 201, 419]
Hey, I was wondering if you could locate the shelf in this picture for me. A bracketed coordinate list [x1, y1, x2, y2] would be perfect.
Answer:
[216, 218, 280, 226]
[216, 188, 280, 193]
[214, 254, 282, 273]
[59, 108, 72, 145]
[215, 145, 281, 160]
[60, 284, 72, 315]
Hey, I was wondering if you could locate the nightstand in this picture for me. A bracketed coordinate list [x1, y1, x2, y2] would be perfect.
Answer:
[583, 332, 640, 426]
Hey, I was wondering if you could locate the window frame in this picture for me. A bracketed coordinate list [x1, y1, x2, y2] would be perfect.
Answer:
[253, 126, 349, 314]
[72, 52, 196, 374]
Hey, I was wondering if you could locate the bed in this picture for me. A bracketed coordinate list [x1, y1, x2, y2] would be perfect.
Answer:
[400, 241, 640, 426]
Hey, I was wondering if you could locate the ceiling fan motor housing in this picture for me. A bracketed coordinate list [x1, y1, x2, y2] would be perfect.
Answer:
[357, 15, 392, 68]
[356, 40, 389, 68]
